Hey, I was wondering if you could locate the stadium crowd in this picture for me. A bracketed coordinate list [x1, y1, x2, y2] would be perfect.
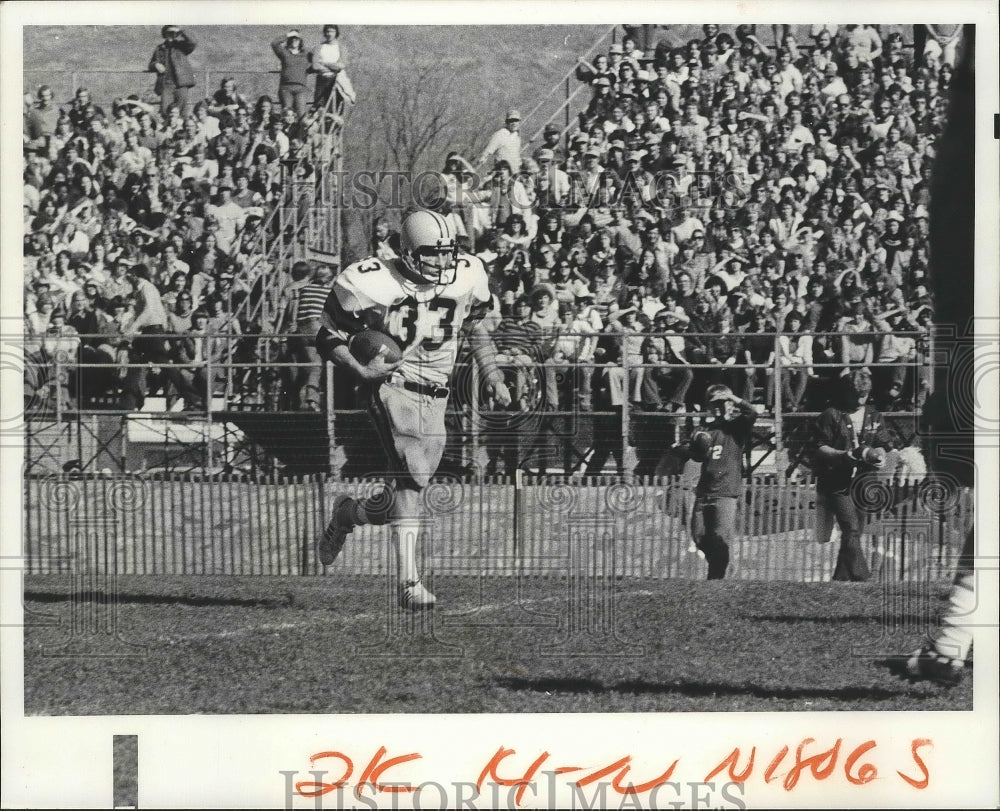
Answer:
[22, 25, 349, 411]
[23, 23, 953, 424]
[429, 23, 950, 423]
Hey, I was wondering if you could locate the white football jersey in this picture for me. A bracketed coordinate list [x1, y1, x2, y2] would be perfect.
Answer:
[321, 254, 491, 385]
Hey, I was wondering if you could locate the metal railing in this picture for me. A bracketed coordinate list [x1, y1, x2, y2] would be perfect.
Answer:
[519, 25, 618, 153]
[231, 92, 345, 333]
[24, 328, 931, 477]
[24, 68, 285, 111]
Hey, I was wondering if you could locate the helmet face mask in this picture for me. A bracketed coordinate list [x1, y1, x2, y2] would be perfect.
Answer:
[406, 244, 458, 285]
[399, 210, 459, 285]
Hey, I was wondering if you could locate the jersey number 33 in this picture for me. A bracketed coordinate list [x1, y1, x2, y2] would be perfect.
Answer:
[385, 296, 459, 352]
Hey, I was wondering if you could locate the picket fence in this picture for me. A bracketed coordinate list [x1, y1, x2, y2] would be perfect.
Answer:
[22, 475, 971, 582]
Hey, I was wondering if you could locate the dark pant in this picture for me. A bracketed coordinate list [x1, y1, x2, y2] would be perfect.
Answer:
[314, 73, 337, 107]
[160, 84, 191, 117]
[822, 491, 871, 582]
[692, 495, 737, 579]
[120, 327, 172, 410]
[585, 407, 624, 475]
[633, 411, 679, 478]
[287, 319, 322, 409]
[279, 85, 309, 118]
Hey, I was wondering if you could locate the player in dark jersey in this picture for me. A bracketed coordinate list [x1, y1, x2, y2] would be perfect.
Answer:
[677, 384, 756, 579]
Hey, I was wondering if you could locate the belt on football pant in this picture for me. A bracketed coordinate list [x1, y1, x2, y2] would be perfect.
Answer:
[388, 375, 450, 398]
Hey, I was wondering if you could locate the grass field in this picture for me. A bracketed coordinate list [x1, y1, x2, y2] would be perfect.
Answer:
[23, 573, 969, 714]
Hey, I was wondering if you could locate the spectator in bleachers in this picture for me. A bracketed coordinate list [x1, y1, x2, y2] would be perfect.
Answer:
[311, 25, 346, 109]
[119, 263, 169, 409]
[477, 109, 522, 172]
[24, 85, 60, 150]
[23, 23, 944, 453]
[149, 26, 198, 117]
[283, 262, 333, 411]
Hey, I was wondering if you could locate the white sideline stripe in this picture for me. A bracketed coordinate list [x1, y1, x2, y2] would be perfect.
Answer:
[153, 588, 662, 644]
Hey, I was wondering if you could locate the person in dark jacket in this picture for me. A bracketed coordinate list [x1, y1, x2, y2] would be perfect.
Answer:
[811, 366, 894, 582]
[148, 26, 197, 117]
[677, 384, 756, 579]
[271, 30, 311, 118]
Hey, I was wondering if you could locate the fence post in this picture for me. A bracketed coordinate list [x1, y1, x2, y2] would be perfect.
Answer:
[773, 331, 784, 469]
[325, 360, 337, 476]
[54, 353, 63, 426]
[206, 347, 214, 471]
[470, 361, 480, 475]
[621, 340, 631, 476]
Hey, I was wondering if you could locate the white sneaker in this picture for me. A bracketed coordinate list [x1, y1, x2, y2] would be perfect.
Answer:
[398, 579, 436, 611]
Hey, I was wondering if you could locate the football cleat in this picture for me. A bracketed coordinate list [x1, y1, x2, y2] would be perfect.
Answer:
[904, 644, 965, 687]
[398, 579, 436, 611]
[318, 495, 356, 566]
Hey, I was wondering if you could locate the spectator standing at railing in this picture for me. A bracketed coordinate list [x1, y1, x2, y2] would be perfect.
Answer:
[311, 25, 346, 109]
[149, 26, 198, 117]
[586, 330, 627, 476]
[284, 262, 333, 411]
[477, 109, 521, 172]
[119, 263, 169, 410]
[270, 30, 311, 118]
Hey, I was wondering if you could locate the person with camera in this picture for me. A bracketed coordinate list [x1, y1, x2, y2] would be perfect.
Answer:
[149, 26, 198, 117]
[811, 366, 895, 582]
[673, 385, 756, 580]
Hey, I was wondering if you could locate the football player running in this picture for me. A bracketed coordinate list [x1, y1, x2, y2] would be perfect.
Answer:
[677, 385, 757, 579]
[315, 209, 511, 609]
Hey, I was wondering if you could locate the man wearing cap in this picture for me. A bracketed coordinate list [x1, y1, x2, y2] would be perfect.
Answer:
[534, 147, 570, 204]
[477, 109, 522, 173]
[579, 146, 604, 196]
[541, 122, 562, 152]
[149, 26, 197, 117]
[607, 41, 625, 71]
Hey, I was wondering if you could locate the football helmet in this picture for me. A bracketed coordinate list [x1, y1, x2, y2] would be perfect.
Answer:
[399, 209, 459, 286]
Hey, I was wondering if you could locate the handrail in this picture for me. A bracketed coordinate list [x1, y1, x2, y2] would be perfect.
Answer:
[518, 25, 618, 134]
[232, 93, 345, 331]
